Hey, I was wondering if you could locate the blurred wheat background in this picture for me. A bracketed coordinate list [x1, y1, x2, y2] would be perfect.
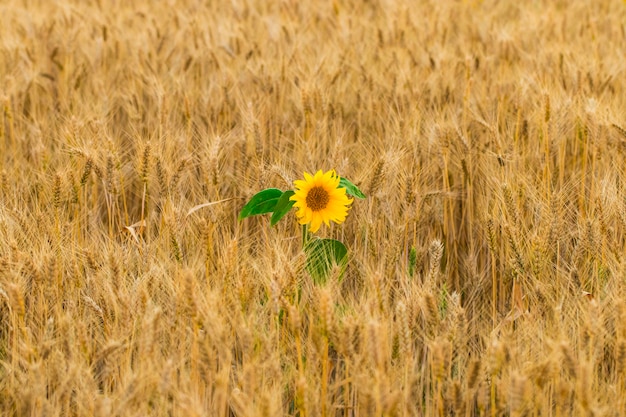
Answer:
[1, 0, 626, 415]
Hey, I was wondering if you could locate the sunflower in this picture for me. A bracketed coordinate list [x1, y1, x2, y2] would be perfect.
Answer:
[290, 170, 353, 233]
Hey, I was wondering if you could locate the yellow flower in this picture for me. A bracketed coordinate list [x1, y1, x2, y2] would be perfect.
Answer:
[290, 170, 353, 233]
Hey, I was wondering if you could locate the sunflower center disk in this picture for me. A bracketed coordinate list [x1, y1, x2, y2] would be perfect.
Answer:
[306, 186, 330, 212]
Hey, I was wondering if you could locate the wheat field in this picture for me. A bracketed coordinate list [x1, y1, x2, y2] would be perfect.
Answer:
[1, 0, 626, 415]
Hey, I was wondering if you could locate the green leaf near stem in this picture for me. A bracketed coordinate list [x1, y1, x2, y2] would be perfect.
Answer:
[271, 190, 296, 226]
[305, 238, 348, 284]
[339, 177, 366, 199]
[238, 188, 283, 220]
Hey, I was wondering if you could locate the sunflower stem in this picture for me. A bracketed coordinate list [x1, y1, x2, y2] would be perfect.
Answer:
[302, 224, 310, 248]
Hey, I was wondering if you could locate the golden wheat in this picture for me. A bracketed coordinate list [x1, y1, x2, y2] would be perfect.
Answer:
[1, 0, 626, 415]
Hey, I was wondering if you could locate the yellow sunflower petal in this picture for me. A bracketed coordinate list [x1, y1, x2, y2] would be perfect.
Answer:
[293, 179, 309, 190]
[304, 207, 313, 222]
[309, 213, 323, 233]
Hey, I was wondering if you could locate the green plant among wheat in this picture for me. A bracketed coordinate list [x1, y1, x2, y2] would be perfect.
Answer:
[239, 169, 365, 283]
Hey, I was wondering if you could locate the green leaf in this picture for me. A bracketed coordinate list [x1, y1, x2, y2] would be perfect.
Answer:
[305, 238, 348, 284]
[271, 190, 296, 226]
[339, 177, 366, 199]
[239, 188, 283, 220]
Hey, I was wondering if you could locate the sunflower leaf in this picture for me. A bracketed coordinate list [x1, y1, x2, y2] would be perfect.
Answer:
[339, 177, 366, 199]
[271, 190, 296, 226]
[238, 188, 283, 220]
[304, 238, 348, 284]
